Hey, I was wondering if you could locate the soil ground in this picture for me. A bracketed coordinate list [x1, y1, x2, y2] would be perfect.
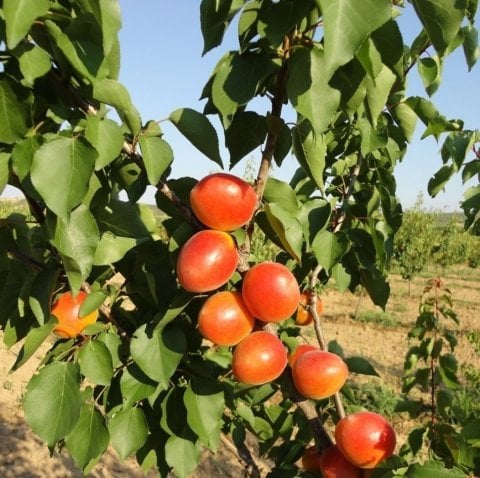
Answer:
[1, 269, 479, 477]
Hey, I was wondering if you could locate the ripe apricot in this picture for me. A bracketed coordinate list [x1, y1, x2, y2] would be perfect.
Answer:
[190, 172, 257, 231]
[319, 445, 363, 478]
[198, 291, 255, 346]
[292, 350, 348, 400]
[335, 411, 396, 469]
[287, 343, 318, 367]
[301, 445, 322, 472]
[176, 229, 238, 293]
[232, 331, 287, 385]
[52, 290, 99, 338]
[241, 262, 300, 323]
[295, 291, 324, 326]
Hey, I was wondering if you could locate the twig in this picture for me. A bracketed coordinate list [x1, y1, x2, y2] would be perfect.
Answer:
[220, 433, 265, 478]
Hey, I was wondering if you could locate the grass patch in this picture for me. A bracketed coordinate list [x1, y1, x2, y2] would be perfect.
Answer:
[348, 381, 400, 420]
[355, 310, 398, 327]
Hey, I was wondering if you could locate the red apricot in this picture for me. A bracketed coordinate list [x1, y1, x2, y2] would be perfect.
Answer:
[296, 291, 324, 326]
[197, 291, 255, 346]
[301, 445, 322, 472]
[241, 262, 300, 323]
[232, 331, 287, 385]
[319, 445, 363, 478]
[176, 229, 238, 293]
[287, 343, 318, 367]
[335, 411, 396, 469]
[52, 290, 99, 338]
[292, 350, 348, 400]
[190, 172, 257, 231]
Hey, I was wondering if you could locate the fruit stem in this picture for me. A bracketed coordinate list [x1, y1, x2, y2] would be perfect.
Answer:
[309, 265, 346, 420]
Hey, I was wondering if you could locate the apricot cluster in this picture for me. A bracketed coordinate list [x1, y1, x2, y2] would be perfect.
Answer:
[177, 173, 397, 473]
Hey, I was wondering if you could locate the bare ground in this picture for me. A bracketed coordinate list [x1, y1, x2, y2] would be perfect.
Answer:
[1, 271, 479, 477]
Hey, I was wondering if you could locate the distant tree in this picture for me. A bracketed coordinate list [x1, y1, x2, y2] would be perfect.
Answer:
[392, 195, 436, 294]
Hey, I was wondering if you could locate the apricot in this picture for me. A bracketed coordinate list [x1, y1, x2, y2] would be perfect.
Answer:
[295, 291, 324, 326]
[241, 262, 300, 323]
[335, 411, 396, 469]
[287, 343, 318, 367]
[292, 350, 348, 400]
[301, 445, 322, 472]
[197, 291, 255, 346]
[319, 445, 363, 478]
[190, 172, 257, 231]
[176, 229, 238, 293]
[232, 331, 287, 385]
[52, 290, 99, 338]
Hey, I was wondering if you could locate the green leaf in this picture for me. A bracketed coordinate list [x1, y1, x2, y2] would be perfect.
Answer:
[92, 79, 141, 134]
[265, 203, 303, 264]
[169, 108, 222, 167]
[78, 340, 113, 386]
[393, 102, 418, 143]
[18, 46, 52, 87]
[3, 0, 50, 49]
[130, 323, 186, 388]
[96, 200, 152, 239]
[365, 64, 396, 124]
[412, 0, 467, 56]
[93, 233, 146, 265]
[23, 362, 83, 447]
[31, 137, 97, 219]
[85, 116, 124, 170]
[120, 363, 158, 408]
[10, 318, 57, 371]
[97, 0, 122, 57]
[298, 198, 331, 247]
[408, 461, 466, 477]
[428, 165, 455, 197]
[0, 80, 28, 144]
[44, 16, 107, 83]
[287, 47, 341, 134]
[79, 290, 107, 318]
[49, 204, 99, 293]
[292, 121, 327, 192]
[165, 436, 201, 478]
[184, 379, 224, 451]
[263, 177, 299, 213]
[225, 111, 268, 168]
[345, 356, 379, 376]
[360, 268, 390, 309]
[138, 136, 174, 185]
[462, 24, 480, 70]
[0, 153, 9, 195]
[257, 0, 316, 48]
[212, 50, 277, 124]
[65, 403, 109, 472]
[332, 263, 352, 292]
[319, 0, 392, 79]
[200, 0, 242, 55]
[311, 230, 350, 271]
[108, 407, 148, 460]
[28, 268, 59, 326]
[418, 56, 442, 96]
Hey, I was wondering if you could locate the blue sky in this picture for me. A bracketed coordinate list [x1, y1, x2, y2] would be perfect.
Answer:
[116, 1, 479, 211]
[1, 2, 478, 212]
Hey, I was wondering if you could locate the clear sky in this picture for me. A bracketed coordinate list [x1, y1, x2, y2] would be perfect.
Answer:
[116, 1, 479, 212]
[1, 2, 478, 212]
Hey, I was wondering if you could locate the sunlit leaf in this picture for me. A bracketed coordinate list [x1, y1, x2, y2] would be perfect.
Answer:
[24, 363, 82, 447]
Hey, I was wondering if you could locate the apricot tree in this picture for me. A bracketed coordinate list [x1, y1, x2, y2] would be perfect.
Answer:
[0, 0, 478, 477]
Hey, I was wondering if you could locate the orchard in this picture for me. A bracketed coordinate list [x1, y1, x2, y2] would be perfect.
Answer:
[0, 1, 479, 477]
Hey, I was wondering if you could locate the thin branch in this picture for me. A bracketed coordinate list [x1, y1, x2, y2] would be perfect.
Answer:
[220, 434, 266, 478]
[254, 34, 291, 201]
